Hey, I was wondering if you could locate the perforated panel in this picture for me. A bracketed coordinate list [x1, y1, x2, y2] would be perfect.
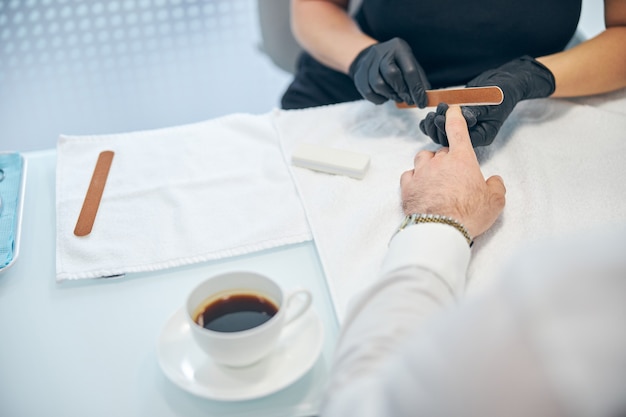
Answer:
[0, 0, 291, 151]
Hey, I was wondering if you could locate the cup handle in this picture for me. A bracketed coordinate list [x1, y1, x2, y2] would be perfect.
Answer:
[284, 289, 313, 326]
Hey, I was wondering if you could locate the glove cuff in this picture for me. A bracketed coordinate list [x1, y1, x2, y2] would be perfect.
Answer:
[348, 44, 374, 80]
[517, 55, 556, 100]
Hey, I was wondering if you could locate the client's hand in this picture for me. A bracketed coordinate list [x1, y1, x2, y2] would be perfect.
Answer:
[420, 56, 555, 147]
[349, 38, 431, 107]
[401, 106, 506, 238]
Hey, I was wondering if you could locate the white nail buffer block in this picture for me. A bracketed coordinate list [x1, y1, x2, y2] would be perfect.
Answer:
[291, 143, 370, 180]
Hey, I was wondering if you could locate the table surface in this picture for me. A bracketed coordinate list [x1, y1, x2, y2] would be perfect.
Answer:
[0, 150, 339, 417]
[3, 88, 625, 417]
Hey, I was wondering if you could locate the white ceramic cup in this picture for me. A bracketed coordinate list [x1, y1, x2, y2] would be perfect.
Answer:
[185, 271, 312, 367]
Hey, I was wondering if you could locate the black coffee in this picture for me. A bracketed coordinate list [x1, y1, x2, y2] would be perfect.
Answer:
[194, 293, 279, 332]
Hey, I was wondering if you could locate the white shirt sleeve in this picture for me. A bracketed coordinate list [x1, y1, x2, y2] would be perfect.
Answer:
[320, 225, 626, 417]
[321, 223, 474, 415]
[336, 222, 471, 358]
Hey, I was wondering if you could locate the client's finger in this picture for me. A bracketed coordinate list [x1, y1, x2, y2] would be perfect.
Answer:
[486, 175, 507, 210]
[444, 105, 473, 154]
[413, 149, 435, 167]
[400, 169, 415, 188]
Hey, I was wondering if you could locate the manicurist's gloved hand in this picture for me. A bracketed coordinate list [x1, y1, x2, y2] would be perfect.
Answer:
[419, 56, 555, 147]
[349, 38, 431, 107]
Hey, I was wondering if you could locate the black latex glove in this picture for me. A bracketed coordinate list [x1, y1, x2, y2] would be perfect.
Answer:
[419, 56, 555, 147]
[349, 38, 430, 107]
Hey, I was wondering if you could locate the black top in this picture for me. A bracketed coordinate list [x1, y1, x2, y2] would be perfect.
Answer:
[281, 0, 581, 109]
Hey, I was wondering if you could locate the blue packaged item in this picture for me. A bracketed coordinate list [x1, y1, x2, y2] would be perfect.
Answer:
[0, 152, 26, 272]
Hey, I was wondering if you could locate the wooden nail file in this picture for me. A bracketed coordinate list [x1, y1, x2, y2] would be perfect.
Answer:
[396, 86, 504, 108]
[74, 150, 115, 237]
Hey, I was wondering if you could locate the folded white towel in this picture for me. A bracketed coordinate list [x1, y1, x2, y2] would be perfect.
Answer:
[275, 97, 626, 322]
[56, 113, 311, 281]
[56, 89, 626, 327]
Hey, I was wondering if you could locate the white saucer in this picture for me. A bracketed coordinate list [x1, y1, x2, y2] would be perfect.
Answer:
[157, 306, 324, 401]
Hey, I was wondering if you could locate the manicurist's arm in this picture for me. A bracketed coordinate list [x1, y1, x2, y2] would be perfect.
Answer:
[290, 0, 376, 74]
[290, 0, 430, 106]
[538, 0, 626, 96]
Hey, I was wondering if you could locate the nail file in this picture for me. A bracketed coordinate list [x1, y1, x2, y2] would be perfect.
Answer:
[291, 143, 370, 180]
[74, 150, 115, 237]
[395, 86, 504, 108]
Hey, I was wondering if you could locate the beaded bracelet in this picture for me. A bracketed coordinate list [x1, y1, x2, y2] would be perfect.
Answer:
[394, 213, 474, 247]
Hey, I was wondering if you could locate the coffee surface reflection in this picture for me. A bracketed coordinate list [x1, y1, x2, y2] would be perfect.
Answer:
[194, 293, 279, 332]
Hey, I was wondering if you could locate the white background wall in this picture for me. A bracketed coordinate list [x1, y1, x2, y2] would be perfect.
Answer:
[579, 0, 605, 38]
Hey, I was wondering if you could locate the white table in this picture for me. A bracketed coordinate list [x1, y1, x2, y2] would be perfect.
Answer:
[0, 150, 339, 417]
[3, 87, 625, 417]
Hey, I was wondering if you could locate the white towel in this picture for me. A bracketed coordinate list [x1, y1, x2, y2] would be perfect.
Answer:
[564, 88, 626, 116]
[56, 113, 311, 281]
[275, 92, 626, 322]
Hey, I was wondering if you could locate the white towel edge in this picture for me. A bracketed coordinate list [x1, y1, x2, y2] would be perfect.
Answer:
[272, 112, 346, 322]
[55, 232, 312, 282]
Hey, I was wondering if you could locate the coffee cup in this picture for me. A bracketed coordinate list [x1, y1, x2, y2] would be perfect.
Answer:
[185, 271, 312, 367]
